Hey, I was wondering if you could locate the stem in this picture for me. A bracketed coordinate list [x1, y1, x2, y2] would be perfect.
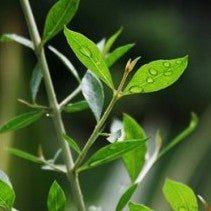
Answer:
[19, 0, 85, 210]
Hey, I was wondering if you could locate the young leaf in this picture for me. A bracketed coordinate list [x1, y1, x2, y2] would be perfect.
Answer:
[116, 184, 138, 211]
[8, 148, 44, 164]
[124, 56, 188, 95]
[0, 170, 12, 188]
[48, 46, 80, 82]
[63, 100, 89, 113]
[81, 71, 104, 121]
[0, 111, 44, 133]
[64, 27, 114, 89]
[30, 63, 43, 103]
[106, 44, 135, 68]
[123, 114, 147, 182]
[0, 33, 34, 49]
[63, 134, 81, 154]
[47, 181, 66, 211]
[78, 139, 146, 172]
[158, 112, 198, 159]
[0, 180, 15, 210]
[128, 202, 153, 211]
[43, 0, 80, 43]
[102, 27, 123, 56]
[163, 178, 198, 211]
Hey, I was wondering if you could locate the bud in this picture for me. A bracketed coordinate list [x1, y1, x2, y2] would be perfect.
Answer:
[125, 56, 141, 73]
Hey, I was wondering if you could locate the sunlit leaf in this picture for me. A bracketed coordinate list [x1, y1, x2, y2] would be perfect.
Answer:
[128, 202, 153, 211]
[47, 181, 66, 211]
[63, 100, 89, 113]
[43, 0, 80, 43]
[163, 178, 198, 211]
[123, 114, 147, 182]
[63, 134, 81, 154]
[116, 184, 138, 211]
[82, 71, 104, 121]
[78, 139, 146, 172]
[0, 111, 44, 133]
[124, 56, 188, 95]
[64, 27, 114, 89]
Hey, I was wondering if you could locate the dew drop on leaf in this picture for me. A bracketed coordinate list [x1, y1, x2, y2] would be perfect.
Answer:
[176, 60, 182, 64]
[79, 46, 92, 58]
[163, 61, 171, 67]
[149, 68, 158, 76]
[146, 77, 154, 83]
[164, 70, 173, 76]
[129, 86, 143, 93]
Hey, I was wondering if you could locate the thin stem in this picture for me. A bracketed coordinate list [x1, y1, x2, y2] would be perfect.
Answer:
[19, 0, 85, 210]
[59, 85, 81, 109]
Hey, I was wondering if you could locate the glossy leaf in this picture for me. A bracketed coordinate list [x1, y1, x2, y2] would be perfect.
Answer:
[78, 139, 146, 172]
[8, 148, 44, 164]
[81, 71, 104, 121]
[48, 46, 80, 82]
[107, 129, 122, 143]
[30, 63, 43, 103]
[116, 184, 138, 211]
[0, 111, 44, 133]
[106, 44, 135, 68]
[0, 170, 12, 188]
[129, 202, 153, 211]
[47, 181, 66, 211]
[102, 27, 123, 56]
[63, 100, 89, 113]
[63, 134, 81, 154]
[0, 33, 33, 49]
[43, 0, 79, 43]
[158, 112, 198, 159]
[124, 56, 188, 95]
[123, 114, 147, 182]
[163, 178, 198, 211]
[64, 27, 114, 89]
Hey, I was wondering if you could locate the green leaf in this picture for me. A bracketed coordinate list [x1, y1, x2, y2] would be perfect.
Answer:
[0, 33, 34, 49]
[123, 114, 147, 182]
[64, 27, 114, 89]
[116, 184, 138, 211]
[47, 181, 66, 211]
[63, 134, 81, 154]
[128, 202, 153, 211]
[78, 139, 146, 172]
[163, 178, 198, 211]
[0, 111, 44, 133]
[158, 112, 198, 159]
[30, 63, 43, 103]
[63, 100, 89, 113]
[124, 56, 188, 95]
[106, 44, 135, 68]
[48, 46, 80, 82]
[102, 27, 123, 56]
[8, 148, 44, 164]
[0, 170, 12, 188]
[81, 71, 104, 121]
[0, 180, 15, 210]
[43, 0, 80, 43]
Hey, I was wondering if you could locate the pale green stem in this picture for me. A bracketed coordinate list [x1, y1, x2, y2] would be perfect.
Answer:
[19, 0, 85, 210]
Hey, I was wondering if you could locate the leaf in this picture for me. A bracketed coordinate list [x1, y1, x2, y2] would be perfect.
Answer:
[102, 27, 123, 56]
[48, 46, 80, 82]
[0, 33, 34, 49]
[0, 180, 15, 210]
[163, 178, 198, 211]
[107, 129, 122, 143]
[30, 63, 43, 103]
[0, 170, 12, 188]
[64, 27, 114, 89]
[106, 44, 135, 68]
[0, 111, 44, 133]
[47, 181, 66, 211]
[124, 56, 188, 95]
[8, 148, 44, 164]
[43, 0, 80, 43]
[116, 184, 138, 211]
[78, 139, 146, 172]
[63, 100, 89, 113]
[81, 71, 104, 121]
[63, 134, 81, 154]
[158, 112, 198, 159]
[123, 114, 147, 182]
[128, 202, 153, 211]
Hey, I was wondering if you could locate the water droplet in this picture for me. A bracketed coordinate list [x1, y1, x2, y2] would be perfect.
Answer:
[129, 86, 143, 93]
[79, 46, 92, 58]
[176, 60, 182, 64]
[149, 68, 158, 76]
[146, 77, 154, 83]
[163, 62, 171, 67]
[46, 113, 50, 117]
[164, 70, 172, 76]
